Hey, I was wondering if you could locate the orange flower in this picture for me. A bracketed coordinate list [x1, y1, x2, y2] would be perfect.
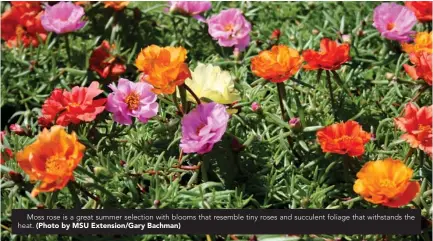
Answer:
[104, 1, 129, 11]
[316, 120, 371, 157]
[402, 32, 432, 54]
[135, 45, 190, 94]
[405, 1, 432, 22]
[395, 103, 432, 156]
[1, 1, 47, 47]
[354, 158, 420, 207]
[251, 45, 303, 83]
[75, 1, 91, 7]
[16, 126, 85, 197]
[303, 38, 350, 71]
[403, 52, 432, 86]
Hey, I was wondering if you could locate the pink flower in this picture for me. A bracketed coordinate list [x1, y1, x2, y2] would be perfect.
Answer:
[9, 124, 29, 136]
[0, 131, 5, 144]
[41, 2, 86, 34]
[169, 1, 211, 22]
[251, 102, 260, 111]
[180, 102, 229, 154]
[106, 78, 159, 125]
[373, 3, 417, 42]
[207, 8, 251, 52]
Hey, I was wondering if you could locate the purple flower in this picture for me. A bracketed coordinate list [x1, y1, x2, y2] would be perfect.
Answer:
[168, 1, 211, 22]
[41, 2, 86, 34]
[106, 78, 159, 125]
[180, 102, 229, 154]
[207, 8, 251, 52]
[372, 3, 417, 42]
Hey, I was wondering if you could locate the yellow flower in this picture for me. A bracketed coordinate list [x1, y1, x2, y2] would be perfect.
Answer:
[183, 63, 241, 104]
[402, 32, 432, 54]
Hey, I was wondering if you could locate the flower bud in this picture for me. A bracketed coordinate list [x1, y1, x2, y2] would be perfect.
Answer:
[289, 117, 302, 131]
[270, 29, 281, 40]
[94, 166, 110, 177]
[385, 72, 394, 80]
[9, 171, 23, 183]
[251, 102, 260, 112]
[342, 34, 351, 43]
[231, 137, 245, 152]
[10, 124, 30, 136]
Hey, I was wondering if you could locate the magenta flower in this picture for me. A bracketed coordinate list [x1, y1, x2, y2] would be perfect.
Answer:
[180, 102, 229, 154]
[207, 8, 251, 52]
[251, 102, 260, 112]
[41, 2, 86, 34]
[106, 78, 159, 125]
[372, 3, 417, 42]
[168, 1, 211, 22]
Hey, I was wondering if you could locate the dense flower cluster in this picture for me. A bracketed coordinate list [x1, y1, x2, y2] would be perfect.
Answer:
[1, 1, 47, 47]
[2, 1, 429, 212]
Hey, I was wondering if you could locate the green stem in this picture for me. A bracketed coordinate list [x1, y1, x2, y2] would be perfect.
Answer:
[422, 230, 431, 241]
[325, 70, 337, 120]
[276, 82, 287, 121]
[183, 84, 201, 105]
[178, 85, 188, 113]
[200, 156, 208, 183]
[68, 182, 81, 209]
[64, 34, 72, 67]
[404, 148, 415, 165]
[172, 89, 183, 116]
[316, 69, 323, 83]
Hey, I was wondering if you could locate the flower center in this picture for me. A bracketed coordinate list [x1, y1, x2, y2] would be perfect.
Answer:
[15, 25, 25, 39]
[69, 102, 80, 107]
[224, 24, 234, 32]
[418, 124, 431, 132]
[386, 22, 395, 31]
[335, 135, 354, 143]
[196, 123, 206, 135]
[125, 92, 140, 110]
[379, 179, 395, 189]
[45, 155, 67, 175]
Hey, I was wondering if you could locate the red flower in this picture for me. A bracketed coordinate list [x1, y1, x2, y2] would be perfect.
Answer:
[38, 82, 106, 127]
[395, 103, 432, 156]
[316, 120, 371, 157]
[1, 1, 47, 47]
[302, 38, 350, 71]
[1, 148, 13, 165]
[403, 52, 432, 86]
[89, 41, 126, 79]
[405, 1, 432, 22]
[271, 29, 281, 40]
